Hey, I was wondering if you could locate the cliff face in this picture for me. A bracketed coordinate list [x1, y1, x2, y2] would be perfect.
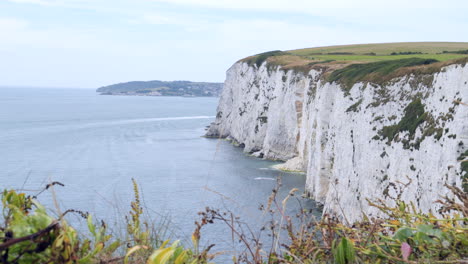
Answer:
[207, 61, 468, 222]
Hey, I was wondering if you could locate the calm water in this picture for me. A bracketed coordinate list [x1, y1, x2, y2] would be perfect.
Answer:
[0, 87, 315, 257]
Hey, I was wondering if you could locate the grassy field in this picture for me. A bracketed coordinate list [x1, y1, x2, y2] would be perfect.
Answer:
[241, 42, 468, 86]
[290, 42, 468, 57]
[303, 53, 467, 62]
[242, 42, 468, 68]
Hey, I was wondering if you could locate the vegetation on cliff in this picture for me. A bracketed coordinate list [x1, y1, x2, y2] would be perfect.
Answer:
[379, 98, 427, 141]
[1, 179, 467, 263]
[459, 149, 468, 192]
[240, 42, 468, 87]
[327, 58, 439, 90]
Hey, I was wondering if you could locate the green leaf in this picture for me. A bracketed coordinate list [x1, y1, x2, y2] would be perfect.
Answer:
[399, 202, 406, 212]
[170, 240, 180, 249]
[104, 240, 121, 254]
[53, 234, 65, 249]
[414, 231, 432, 244]
[78, 242, 104, 264]
[81, 239, 91, 254]
[174, 251, 188, 264]
[394, 227, 414, 242]
[124, 245, 148, 264]
[417, 224, 442, 239]
[87, 215, 96, 236]
[147, 247, 175, 264]
[333, 237, 355, 264]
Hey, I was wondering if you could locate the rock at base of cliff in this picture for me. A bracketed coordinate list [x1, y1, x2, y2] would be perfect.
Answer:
[272, 157, 306, 173]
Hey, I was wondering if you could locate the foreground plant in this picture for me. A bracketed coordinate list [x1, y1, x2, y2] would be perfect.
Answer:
[122, 179, 212, 264]
[0, 181, 211, 264]
[196, 179, 467, 264]
[0, 179, 466, 263]
[281, 185, 467, 263]
[0, 183, 119, 263]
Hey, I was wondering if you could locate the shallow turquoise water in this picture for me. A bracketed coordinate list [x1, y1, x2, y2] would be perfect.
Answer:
[0, 87, 316, 258]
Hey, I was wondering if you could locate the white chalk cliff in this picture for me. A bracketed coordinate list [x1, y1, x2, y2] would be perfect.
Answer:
[207, 61, 467, 222]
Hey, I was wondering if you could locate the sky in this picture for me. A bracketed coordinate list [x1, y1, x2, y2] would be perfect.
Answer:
[0, 0, 468, 88]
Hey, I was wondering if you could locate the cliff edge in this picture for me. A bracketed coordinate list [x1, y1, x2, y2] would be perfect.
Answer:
[207, 42, 468, 222]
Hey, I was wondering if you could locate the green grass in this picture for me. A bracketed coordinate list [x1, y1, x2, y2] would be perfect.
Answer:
[380, 98, 427, 141]
[241, 43, 468, 66]
[327, 58, 439, 89]
[444, 49, 468, 54]
[305, 53, 467, 63]
[239, 42, 468, 87]
[458, 149, 468, 192]
[289, 42, 468, 57]
[244, 50, 286, 67]
[345, 99, 363, 112]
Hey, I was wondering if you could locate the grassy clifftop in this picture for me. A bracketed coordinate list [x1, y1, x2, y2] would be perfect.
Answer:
[241, 42, 468, 86]
[290, 42, 468, 59]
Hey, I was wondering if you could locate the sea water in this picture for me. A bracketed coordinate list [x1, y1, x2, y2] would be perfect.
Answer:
[0, 87, 317, 259]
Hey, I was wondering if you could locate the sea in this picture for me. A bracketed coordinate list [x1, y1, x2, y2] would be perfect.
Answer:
[0, 87, 317, 259]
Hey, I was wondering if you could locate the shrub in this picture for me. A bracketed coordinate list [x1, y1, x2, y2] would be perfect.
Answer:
[390, 51, 423, 55]
[0, 181, 211, 264]
[380, 98, 426, 141]
[0, 185, 120, 263]
[1, 179, 467, 263]
[328, 58, 439, 90]
[458, 149, 468, 192]
[327, 52, 355, 55]
[196, 180, 468, 263]
[244, 50, 287, 67]
[443, 50, 468, 54]
[346, 99, 363, 112]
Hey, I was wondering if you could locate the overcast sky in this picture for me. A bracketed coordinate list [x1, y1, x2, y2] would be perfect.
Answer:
[1, 0, 467, 88]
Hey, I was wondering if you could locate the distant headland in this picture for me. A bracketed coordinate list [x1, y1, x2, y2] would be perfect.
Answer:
[96, 80, 223, 97]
